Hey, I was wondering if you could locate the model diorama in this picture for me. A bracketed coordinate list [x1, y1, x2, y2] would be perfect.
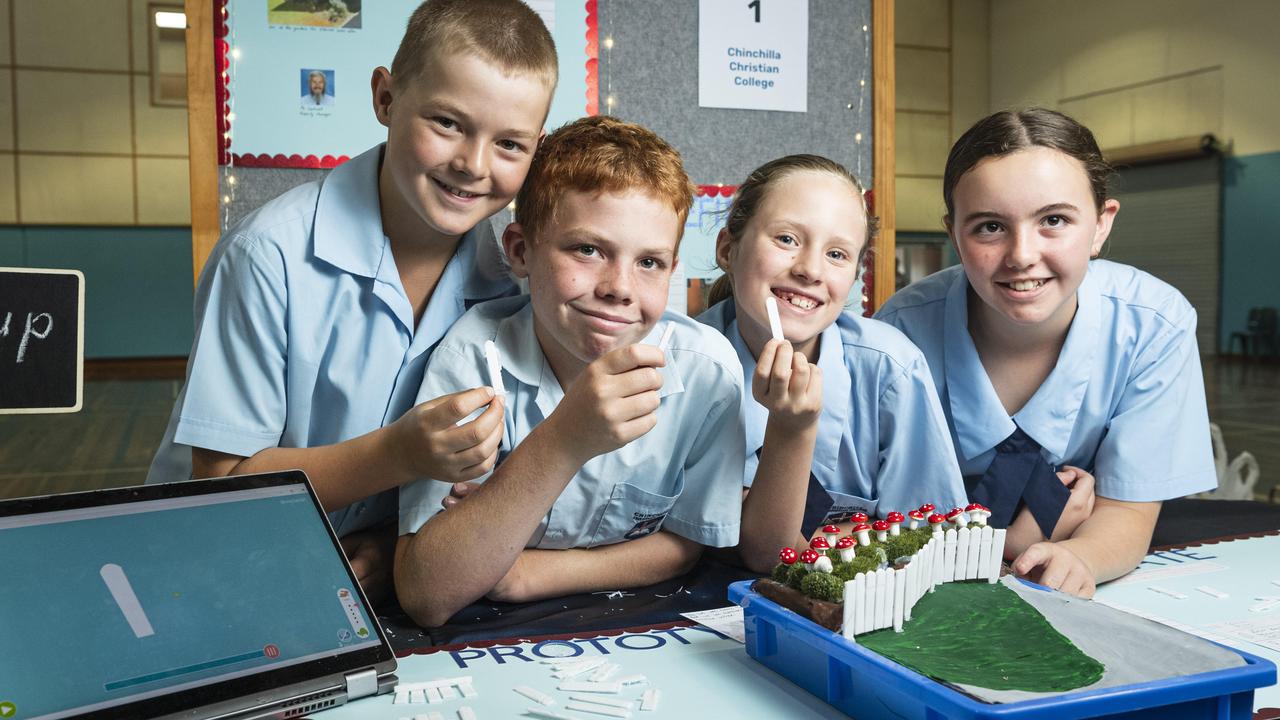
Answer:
[758, 503, 1003, 638]
[746, 502, 1261, 709]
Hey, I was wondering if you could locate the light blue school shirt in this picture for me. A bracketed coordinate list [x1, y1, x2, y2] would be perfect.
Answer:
[398, 296, 746, 549]
[696, 300, 969, 521]
[146, 144, 515, 536]
[875, 260, 1216, 502]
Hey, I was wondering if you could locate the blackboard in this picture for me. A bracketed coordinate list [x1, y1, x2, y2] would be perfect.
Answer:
[0, 268, 85, 414]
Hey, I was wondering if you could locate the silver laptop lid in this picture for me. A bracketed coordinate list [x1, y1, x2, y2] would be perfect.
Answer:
[0, 471, 396, 720]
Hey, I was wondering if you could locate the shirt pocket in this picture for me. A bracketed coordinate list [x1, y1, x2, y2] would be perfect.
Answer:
[588, 479, 682, 547]
[821, 491, 878, 525]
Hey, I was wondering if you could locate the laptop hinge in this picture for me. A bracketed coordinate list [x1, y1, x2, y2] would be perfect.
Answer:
[344, 668, 379, 700]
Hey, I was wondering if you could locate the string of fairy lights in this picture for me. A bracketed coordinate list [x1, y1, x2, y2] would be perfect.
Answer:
[220, 0, 241, 232]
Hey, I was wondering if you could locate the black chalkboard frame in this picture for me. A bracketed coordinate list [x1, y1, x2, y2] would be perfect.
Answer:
[0, 267, 85, 415]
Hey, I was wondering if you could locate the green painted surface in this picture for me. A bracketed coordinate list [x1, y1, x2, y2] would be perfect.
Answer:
[13, 226, 194, 358]
[859, 582, 1104, 692]
[0, 228, 23, 265]
[1222, 150, 1280, 350]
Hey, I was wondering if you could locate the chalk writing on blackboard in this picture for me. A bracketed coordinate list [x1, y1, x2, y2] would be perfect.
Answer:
[0, 267, 85, 414]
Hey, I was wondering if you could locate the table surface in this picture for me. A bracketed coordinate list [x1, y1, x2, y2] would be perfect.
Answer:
[337, 499, 1280, 720]
[372, 499, 1280, 650]
[324, 530, 1280, 720]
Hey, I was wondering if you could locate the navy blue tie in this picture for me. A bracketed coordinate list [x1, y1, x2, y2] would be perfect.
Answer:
[964, 427, 1070, 538]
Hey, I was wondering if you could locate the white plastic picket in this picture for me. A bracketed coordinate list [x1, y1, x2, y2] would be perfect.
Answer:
[988, 529, 1006, 583]
[840, 525, 1007, 637]
[954, 527, 970, 581]
[967, 527, 983, 579]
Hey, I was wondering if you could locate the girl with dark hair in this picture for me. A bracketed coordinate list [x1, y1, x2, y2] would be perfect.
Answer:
[698, 155, 969, 572]
[877, 108, 1216, 597]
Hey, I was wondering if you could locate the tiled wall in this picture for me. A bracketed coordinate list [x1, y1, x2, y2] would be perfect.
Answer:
[0, 0, 190, 225]
[894, 0, 989, 233]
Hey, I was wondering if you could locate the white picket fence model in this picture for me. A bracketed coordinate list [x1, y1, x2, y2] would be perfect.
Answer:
[841, 526, 1007, 641]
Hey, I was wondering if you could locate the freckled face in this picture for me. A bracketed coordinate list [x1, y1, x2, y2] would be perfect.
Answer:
[719, 171, 866, 360]
[507, 190, 680, 383]
[949, 147, 1118, 333]
[374, 50, 552, 246]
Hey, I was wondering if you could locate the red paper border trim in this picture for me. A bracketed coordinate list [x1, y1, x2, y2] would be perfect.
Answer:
[217, 0, 602, 169]
[695, 184, 736, 197]
[585, 0, 598, 116]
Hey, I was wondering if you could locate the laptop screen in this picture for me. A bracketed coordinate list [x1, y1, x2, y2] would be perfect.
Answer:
[0, 472, 392, 720]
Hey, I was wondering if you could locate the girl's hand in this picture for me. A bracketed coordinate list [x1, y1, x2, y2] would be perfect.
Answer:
[1051, 465, 1096, 541]
[1012, 541, 1097, 598]
[752, 338, 823, 431]
[1004, 465, 1098, 556]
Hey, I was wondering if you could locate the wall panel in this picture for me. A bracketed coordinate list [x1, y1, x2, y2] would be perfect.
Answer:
[13, 0, 130, 72]
[16, 70, 133, 154]
[18, 154, 134, 224]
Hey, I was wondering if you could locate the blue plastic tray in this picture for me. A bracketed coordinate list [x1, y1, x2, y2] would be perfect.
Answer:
[728, 580, 1276, 719]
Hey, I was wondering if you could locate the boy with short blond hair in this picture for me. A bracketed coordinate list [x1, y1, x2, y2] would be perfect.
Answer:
[147, 0, 557, 596]
[395, 116, 746, 627]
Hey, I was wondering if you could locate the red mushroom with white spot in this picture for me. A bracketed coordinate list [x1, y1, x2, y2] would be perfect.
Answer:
[872, 519, 890, 542]
[927, 513, 946, 531]
[853, 523, 872, 546]
[850, 512, 869, 526]
[918, 503, 936, 515]
[810, 536, 831, 556]
[945, 507, 966, 528]
[779, 547, 798, 565]
[835, 536, 857, 562]
[907, 509, 925, 530]
[966, 503, 991, 526]
[886, 511, 905, 536]
[800, 549, 819, 571]
[822, 524, 842, 545]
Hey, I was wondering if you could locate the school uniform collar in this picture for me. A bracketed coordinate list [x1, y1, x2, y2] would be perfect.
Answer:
[313, 144, 389, 280]
[312, 143, 510, 302]
[944, 267, 1098, 462]
[495, 302, 685, 419]
[1013, 268, 1098, 461]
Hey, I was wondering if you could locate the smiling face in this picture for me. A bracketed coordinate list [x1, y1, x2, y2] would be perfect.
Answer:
[717, 171, 866, 360]
[948, 147, 1118, 339]
[505, 190, 680, 384]
[372, 48, 552, 247]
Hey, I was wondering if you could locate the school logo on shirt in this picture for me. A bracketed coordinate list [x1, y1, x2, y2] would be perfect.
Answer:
[624, 512, 668, 539]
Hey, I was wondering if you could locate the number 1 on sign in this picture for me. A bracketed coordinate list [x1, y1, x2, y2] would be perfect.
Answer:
[747, 0, 760, 22]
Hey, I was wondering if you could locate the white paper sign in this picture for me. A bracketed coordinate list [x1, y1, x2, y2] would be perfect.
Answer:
[698, 0, 809, 113]
[681, 605, 746, 643]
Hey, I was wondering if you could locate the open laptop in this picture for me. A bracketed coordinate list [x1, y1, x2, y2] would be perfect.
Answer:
[0, 470, 397, 719]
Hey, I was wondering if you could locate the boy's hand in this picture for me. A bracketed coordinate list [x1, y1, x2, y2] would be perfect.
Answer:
[441, 480, 481, 510]
[1051, 465, 1096, 541]
[549, 344, 665, 462]
[1012, 541, 1097, 598]
[752, 338, 823, 431]
[391, 387, 504, 483]
[339, 524, 395, 606]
